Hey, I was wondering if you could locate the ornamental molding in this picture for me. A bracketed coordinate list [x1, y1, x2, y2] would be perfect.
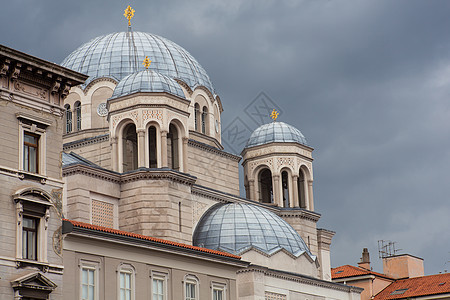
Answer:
[63, 134, 109, 151]
[188, 139, 241, 161]
[278, 209, 321, 222]
[63, 164, 121, 183]
[120, 169, 196, 186]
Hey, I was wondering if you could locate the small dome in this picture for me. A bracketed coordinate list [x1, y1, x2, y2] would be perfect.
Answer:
[193, 203, 315, 259]
[110, 70, 185, 100]
[61, 31, 215, 94]
[245, 122, 308, 148]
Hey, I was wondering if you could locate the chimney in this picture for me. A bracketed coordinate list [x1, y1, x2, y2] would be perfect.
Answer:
[382, 254, 424, 279]
[358, 248, 371, 270]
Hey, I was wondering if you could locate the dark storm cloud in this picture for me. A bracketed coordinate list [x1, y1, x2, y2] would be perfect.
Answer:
[2, 0, 449, 274]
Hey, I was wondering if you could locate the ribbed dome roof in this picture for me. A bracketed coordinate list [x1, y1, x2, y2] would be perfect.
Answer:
[193, 203, 315, 259]
[245, 122, 308, 148]
[110, 70, 185, 100]
[61, 31, 215, 93]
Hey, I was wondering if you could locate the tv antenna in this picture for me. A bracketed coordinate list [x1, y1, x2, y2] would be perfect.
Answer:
[378, 240, 401, 258]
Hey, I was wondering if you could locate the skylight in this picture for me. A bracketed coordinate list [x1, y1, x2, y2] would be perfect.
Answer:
[390, 289, 408, 295]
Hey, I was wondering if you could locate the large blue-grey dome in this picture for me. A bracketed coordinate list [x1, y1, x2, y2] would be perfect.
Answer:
[110, 70, 186, 100]
[245, 122, 308, 148]
[193, 203, 315, 259]
[61, 31, 215, 93]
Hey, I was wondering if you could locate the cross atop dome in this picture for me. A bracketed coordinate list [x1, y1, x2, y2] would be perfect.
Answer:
[143, 56, 151, 69]
[124, 5, 135, 27]
[270, 109, 279, 121]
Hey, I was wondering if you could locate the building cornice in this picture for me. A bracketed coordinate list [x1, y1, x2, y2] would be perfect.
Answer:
[63, 133, 109, 151]
[238, 265, 363, 293]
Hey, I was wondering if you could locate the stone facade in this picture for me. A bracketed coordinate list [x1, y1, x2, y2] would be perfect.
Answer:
[0, 44, 87, 300]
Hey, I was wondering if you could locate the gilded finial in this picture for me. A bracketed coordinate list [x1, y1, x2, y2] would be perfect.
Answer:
[143, 56, 151, 69]
[270, 109, 279, 121]
[124, 5, 135, 27]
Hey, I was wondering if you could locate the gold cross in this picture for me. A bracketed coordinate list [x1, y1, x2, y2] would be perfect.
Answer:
[124, 5, 135, 26]
[270, 109, 279, 121]
[142, 56, 151, 69]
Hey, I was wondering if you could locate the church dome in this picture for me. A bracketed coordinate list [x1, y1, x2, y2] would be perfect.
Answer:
[193, 203, 315, 259]
[61, 31, 215, 94]
[245, 121, 308, 148]
[110, 70, 185, 100]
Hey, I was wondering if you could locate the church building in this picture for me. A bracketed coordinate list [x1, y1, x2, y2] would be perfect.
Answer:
[0, 6, 362, 300]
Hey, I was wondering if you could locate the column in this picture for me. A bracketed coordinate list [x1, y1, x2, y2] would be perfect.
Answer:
[308, 180, 314, 211]
[291, 175, 299, 208]
[248, 179, 255, 201]
[110, 137, 118, 172]
[182, 137, 189, 173]
[137, 129, 145, 168]
[272, 174, 281, 206]
[288, 176, 297, 207]
[161, 130, 168, 167]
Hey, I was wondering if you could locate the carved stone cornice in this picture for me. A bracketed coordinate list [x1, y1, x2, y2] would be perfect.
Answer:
[63, 164, 121, 183]
[278, 208, 321, 222]
[121, 169, 197, 185]
[63, 134, 110, 151]
[188, 139, 241, 162]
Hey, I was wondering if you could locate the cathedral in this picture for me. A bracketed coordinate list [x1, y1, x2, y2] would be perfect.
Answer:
[0, 6, 362, 300]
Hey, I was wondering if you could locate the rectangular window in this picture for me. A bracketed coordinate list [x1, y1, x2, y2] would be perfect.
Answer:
[120, 271, 132, 300]
[185, 282, 196, 300]
[152, 278, 164, 300]
[22, 216, 38, 260]
[81, 267, 96, 300]
[213, 289, 223, 300]
[23, 132, 39, 173]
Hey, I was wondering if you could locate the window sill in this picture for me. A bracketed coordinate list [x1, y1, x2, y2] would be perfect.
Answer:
[16, 258, 50, 272]
[17, 170, 48, 184]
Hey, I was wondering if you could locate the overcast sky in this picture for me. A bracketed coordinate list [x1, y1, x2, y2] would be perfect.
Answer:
[2, 0, 449, 275]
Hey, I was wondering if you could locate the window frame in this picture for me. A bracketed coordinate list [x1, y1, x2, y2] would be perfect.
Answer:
[14, 188, 53, 265]
[17, 113, 49, 176]
[117, 264, 135, 300]
[80, 261, 99, 300]
[151, 271, 168, 300]
[22, 216, 38, 260]
[183, 275, 199, 300]
[23, 131, 39, 173]
[211, 282, 226, 300]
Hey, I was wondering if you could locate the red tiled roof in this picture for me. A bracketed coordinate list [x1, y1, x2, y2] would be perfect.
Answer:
[373, 273, 450, 300]
[64, 219, 241, 260]
[332, 265, 393, 280]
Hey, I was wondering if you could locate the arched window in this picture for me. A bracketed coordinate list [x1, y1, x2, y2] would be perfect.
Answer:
[298, 169, 307, 208]
[282, 171, 290, 207]
[194, 103, 200, 132]
[148, 126, 158, 168]
[167, 124, 180, 171]
[201, 107, 208, 134]
[74, 101, 81, 131]
[122, 123, 138, 172]
[64, 104, 72, 133]
[259, 169, 273, 204]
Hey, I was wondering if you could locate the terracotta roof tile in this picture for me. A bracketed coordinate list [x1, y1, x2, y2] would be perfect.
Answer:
[373, 273, 450, 300]
[332, 265, 393, 280]
[64, 219, 241, 260]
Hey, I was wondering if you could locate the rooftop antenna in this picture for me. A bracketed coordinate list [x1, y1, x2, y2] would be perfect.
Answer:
[378, 240, 402, 258]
